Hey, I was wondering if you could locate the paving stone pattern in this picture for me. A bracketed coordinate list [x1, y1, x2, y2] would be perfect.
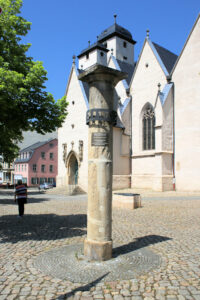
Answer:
[0, 190, 200, 299]
[34, 244, 161, 283]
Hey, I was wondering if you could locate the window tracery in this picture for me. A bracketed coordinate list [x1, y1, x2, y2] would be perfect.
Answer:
[142, 105, 155, 150]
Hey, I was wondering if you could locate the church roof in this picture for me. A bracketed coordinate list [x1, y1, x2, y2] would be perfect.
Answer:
[116, 59, 136, 85]
[110, 56, 136, 89]
[152, 42, 178, 74]
[98, 23, 136, 44]
[77, 68, 89, 100]
[159, 83, 173, 106]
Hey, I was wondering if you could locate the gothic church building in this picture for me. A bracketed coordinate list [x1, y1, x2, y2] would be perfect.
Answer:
[57, 14, 200, 192]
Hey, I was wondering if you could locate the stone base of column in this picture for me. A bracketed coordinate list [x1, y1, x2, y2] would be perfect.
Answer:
[84, 239, 112, 261]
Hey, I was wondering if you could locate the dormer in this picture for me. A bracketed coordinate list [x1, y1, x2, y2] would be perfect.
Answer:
[78, 42, 109, 70]
[98, 16, 136, 65]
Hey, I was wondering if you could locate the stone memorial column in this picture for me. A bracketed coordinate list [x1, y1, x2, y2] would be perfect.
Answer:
[79, 64, 127, 261]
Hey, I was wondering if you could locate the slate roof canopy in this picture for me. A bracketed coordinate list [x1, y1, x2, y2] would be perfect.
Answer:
[98, 23, 136, 45]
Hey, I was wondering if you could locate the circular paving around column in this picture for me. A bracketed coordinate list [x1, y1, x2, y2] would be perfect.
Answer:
[34, 243, 161, 283]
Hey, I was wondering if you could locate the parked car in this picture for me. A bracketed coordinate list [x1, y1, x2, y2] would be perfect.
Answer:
[39, 183, 52, 190]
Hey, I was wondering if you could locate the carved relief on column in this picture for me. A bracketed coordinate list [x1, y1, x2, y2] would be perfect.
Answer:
[79, 140, 83, 161]
[62, 143, 67, 164]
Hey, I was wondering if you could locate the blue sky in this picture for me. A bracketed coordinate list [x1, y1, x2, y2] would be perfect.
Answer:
[21, 0, 200, 101]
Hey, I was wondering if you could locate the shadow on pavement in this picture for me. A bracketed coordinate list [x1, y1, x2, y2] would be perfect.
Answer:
[0, 213, 87, 243]
[113, 234, 172, 258]
[55, 273, 109, 300]
[0, 196, 49, 205]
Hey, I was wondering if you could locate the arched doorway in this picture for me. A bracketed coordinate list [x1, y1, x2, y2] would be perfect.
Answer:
[68, 153, 78, 185]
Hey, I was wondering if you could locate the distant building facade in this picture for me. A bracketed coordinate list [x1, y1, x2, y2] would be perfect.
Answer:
[14, 138, 58, 186]
[0, 158, 14, 185]
[57, 14, 200, 192]
[0, 156, 2, 184]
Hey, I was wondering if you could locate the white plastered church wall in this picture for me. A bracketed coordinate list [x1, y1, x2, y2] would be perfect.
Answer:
[57, 66, 89, 191]
[108, 55, 131, 188]
[172, 15, 200, 191]
[130, 39, 173, 191]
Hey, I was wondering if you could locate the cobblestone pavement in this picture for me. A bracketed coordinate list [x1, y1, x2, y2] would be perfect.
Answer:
[0, 189, 200, 299]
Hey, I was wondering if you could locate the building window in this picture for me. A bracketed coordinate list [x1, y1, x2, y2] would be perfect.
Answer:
[49, 143, 54, 147]
[22, 178, 27, 184]
[142, 105, 155, 150]
[41, 165, 45, 173]
[123, 56, 127, 60]
[40, 177, 47, 184]
[100, 52, 104, 57]
[86, 53, 89, 59]
[50, 152, 54, 160]
[31, 177, 38, 185]
[41, 152, 45, 159]
[32, 164, 37, 172]
[49, 165, 53, 173]
[22, 165, 23, 171]
[18, 165, 20, 171]
[123, 41, 127, 48]
[48, 178, 55, 184]
[24, 165, 26, 171]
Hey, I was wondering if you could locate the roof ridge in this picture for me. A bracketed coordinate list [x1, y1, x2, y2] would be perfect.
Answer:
[20, 138, 56, 152]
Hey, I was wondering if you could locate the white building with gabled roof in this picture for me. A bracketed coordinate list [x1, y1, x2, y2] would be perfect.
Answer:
[57, 14, 200, 192]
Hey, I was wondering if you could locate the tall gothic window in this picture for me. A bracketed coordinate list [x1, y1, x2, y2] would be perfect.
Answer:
[143, 105, 155, 150]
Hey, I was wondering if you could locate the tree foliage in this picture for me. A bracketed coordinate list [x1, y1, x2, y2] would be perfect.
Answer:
[0, 0, 68, 161]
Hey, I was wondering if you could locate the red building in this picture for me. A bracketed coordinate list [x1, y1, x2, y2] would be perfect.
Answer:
[14, 139, 58, 186]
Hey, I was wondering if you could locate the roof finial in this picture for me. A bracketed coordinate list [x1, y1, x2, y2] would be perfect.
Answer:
[157, 82, 161, 91]
[111, 48, 113, 55]
[97, 36, 99, 42]
[114, 14, 117, 24]
[88, 40, 90, 47]
[146, 29, 150, 38]
[72, 55, 76, 65]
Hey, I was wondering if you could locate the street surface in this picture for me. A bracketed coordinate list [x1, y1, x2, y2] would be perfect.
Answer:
[0, 189, 200, 299]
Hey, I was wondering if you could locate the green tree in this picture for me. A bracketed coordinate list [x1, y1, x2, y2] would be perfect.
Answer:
[0, 0, 68, 162]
